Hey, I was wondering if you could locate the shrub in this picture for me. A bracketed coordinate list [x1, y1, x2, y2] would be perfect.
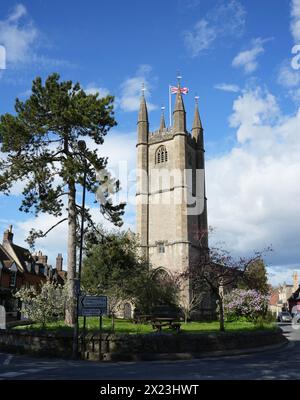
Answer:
[224, 289, 269, 322]
[15, 280, 69, 327]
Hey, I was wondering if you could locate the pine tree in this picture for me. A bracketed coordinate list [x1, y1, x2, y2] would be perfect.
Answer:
[0, 73, 125, 325]
[239, 258, 269, 295]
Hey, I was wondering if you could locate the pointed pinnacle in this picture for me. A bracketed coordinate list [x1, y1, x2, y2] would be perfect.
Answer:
[138, 94, 148, 122]
[173, 89, 185, 113]
[159, 110, 166, 131]
[192, 101, 203, 131]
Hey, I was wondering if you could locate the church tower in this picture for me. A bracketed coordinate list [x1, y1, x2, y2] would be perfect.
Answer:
[136, 82, 209, 307]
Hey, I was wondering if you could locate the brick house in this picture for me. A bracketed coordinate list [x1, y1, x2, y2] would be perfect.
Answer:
[0, 226, 66, 320]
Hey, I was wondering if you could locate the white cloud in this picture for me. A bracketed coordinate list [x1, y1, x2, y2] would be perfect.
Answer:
[0, 4, 73, 72]
[291, 0, 300, 42]
[8, 4, 27, 22]
[14, 214, 69, 267]
[0, 3, 38, 65]
[184, 19, 217, 57]
[289, 86, 300, 102]
[214, 83, 240, 93]
[83, 129, 136, 178]
[13, 203, 135, 270]
[268, 266, 300, 287]
[85, 84, 110, 97]
[277, 59, 300, 104]
[183, 0, 246, 57]
[206, 87, 300, 276]
[278, 63, 300, 88]
[232, 38, 267, 74]
[229, 87, 279, 142]
[118, 65, 157, 112]
[276, 2, 300, 102]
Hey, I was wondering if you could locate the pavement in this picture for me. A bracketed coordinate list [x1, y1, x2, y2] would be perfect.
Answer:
[0, 323, 298, 380]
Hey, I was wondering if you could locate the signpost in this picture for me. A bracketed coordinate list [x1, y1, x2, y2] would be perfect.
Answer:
[78, 295, 107, 316]
[80, 308, 104, 317]
[78, 295, 107, 359]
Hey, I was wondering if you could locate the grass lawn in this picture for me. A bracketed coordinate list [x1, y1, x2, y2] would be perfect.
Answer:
[13, 317, 276, 335]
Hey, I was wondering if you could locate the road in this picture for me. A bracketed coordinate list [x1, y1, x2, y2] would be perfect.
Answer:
[0, 324, 298, 380]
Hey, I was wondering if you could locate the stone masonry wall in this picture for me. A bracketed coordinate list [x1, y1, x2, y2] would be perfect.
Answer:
[0, 328, 286, 361]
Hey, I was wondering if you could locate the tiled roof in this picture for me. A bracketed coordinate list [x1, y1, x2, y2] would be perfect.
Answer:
[269, 290, 279, 306]
[0, 244, 14, 269]
[10, 243, 33, 271]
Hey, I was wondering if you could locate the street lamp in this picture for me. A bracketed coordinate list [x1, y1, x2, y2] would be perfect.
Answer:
[72, 139, 87, 359]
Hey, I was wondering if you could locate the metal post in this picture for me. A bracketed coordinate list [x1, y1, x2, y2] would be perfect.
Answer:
[72, 140, 87, 359]
[83, 316, 86, 354]
[99, 314, 102, 360]
[168, 85, 172, 127]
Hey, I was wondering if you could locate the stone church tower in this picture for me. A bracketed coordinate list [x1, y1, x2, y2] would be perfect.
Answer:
[136, 84, 209, 305]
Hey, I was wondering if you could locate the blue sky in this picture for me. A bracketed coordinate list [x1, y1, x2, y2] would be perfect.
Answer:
[0, 0, 300, 286]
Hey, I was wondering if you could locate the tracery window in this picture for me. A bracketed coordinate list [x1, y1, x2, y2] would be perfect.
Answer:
[156, 146, 168, 164]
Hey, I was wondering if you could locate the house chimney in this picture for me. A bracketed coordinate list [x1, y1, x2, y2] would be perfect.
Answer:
[3, 225, 14, 244]
[293, 271, 298, 292]
[56, 254, 63, 271]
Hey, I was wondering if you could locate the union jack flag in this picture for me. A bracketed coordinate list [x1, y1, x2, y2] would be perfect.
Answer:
[170, 86, 189, 95]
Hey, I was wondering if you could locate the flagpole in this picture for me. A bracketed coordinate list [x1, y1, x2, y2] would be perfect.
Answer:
[169, 85, 172, 127]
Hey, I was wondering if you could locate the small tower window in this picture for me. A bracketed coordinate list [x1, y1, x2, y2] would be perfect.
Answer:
[156, 146, 168, 164]
[158, 242, 165, 253]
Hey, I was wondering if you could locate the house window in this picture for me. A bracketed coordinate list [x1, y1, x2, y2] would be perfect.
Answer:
[39, 265, 45, 275]
[158, 242, 165, 253]
[9, 271, 17, 287]
[156, 146, 168, 164]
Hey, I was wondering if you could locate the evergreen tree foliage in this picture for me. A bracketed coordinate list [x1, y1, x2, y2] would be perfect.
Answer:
[0, 73, 125, 325]
[82, 228, 179, 316]
[238, 258, 269, 294]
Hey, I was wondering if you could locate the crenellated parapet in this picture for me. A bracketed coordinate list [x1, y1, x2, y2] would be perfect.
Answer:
[149, 128, 174, 144]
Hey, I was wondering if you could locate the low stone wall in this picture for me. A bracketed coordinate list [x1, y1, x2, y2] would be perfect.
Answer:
[0, 329, 73, 358]
[0, 328, 286, 361]
[96, 329, 286, 361]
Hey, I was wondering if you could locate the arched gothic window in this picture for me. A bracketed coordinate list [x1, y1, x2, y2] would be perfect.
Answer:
[156, 146, 168, 164]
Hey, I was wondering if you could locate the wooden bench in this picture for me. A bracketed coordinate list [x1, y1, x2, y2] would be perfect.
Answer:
[151, 318, 181, 333]
[133, 306, 182, 332]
